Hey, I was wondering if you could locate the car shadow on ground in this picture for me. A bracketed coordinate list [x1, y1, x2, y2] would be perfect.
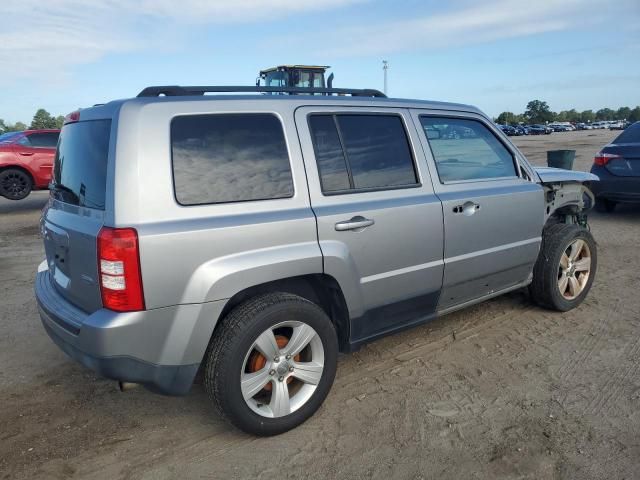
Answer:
[0, 192, 49, 215]
[590, 203, 640, 222]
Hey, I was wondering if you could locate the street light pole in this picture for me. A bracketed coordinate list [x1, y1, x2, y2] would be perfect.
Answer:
[383, 60, 388, 96]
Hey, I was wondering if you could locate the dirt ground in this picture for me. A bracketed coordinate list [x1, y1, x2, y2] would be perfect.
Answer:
[1, 129, 639, 480]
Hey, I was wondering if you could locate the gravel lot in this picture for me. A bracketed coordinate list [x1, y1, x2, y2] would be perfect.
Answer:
[1, 129, 639, 479]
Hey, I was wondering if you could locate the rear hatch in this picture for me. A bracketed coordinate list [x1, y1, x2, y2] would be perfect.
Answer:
[43, 118, 112, 313]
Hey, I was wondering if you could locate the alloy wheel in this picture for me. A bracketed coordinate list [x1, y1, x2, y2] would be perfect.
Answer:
[241, 321, 324, 418]
[558, 238, 592, 300]
[1, 172, 29, 199]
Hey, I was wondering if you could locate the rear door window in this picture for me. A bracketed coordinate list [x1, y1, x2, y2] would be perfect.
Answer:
[171, 114, 294, 205]
[419, 116, 517, 183]
[308, 116, 351, 192]
[52, 120, 111, 210]
[308, 114, 418, 193]
[28, 132, 60, 148]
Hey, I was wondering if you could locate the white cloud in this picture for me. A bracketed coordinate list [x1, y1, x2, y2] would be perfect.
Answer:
[0, 0, 364, 85]
[133, 0, 367, 23]
[311, 0, 637, 57]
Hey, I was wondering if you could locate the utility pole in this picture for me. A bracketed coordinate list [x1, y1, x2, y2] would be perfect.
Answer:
[382, 60, 388, 95]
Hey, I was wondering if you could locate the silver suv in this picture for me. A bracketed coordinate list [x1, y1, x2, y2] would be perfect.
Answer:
[35, 85, 598, 435]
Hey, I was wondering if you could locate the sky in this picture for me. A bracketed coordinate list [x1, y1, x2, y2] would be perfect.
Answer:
[1, 0, 639, 123]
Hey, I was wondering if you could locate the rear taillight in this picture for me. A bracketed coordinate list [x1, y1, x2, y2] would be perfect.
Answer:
[97, 227, 145, 312]
[594, 152, 621, 166]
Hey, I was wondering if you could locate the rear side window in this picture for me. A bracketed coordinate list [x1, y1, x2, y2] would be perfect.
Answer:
[308, 114, 418, 193]
[613, 122, 640, 143]
[171, 114, 294, 205]
[28, 132, 59, 148]
[52, 120, 111, 210]
[420, 117, 517, 183]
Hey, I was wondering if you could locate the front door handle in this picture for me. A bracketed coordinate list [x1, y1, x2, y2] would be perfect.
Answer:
[453, 201, 480, 216]
[335, 216, 375, 231]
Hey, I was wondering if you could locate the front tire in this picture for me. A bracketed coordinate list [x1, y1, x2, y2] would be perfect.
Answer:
[204, 293, 338, 436]
[530, 224, 597, 311]
[0, 168, 33, 200]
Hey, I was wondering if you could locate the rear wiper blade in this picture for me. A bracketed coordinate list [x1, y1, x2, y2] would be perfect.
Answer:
[49, 183, 79, 202]
[49, 182, 72, 193]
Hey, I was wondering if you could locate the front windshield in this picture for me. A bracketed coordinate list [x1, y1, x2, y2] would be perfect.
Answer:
[264, 71, 288, 87]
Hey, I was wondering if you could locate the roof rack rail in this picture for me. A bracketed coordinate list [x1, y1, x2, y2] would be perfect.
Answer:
[137, 85, 387, 98]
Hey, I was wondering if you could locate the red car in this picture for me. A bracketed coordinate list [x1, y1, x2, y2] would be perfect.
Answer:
[0, 129, 60, 200]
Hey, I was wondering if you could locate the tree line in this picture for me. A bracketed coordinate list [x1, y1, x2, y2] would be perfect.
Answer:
[496, 100, 640, 125]
[0, 109, 65, 133]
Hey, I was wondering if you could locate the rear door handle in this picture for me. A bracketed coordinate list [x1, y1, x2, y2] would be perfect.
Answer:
[335, 216, 375, 231]
[452, 201, 480, 216]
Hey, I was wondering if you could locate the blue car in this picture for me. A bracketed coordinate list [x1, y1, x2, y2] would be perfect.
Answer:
[590, 121, 640, 212]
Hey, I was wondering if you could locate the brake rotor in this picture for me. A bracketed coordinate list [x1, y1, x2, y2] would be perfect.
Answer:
[247, 334, 300, 392]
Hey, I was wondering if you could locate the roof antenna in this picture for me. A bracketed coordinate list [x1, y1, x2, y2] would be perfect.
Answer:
[383, 60, 389, 96]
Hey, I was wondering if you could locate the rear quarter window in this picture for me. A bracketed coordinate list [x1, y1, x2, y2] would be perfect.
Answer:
[171, 113, 294, 205]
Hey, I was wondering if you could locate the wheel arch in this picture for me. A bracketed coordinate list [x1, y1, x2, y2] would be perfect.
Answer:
[0, 164, 36, 185]
[215, 274, 352, 353]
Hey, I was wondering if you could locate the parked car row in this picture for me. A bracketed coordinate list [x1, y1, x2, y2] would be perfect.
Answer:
[580, 120, 631, 130]
[496, 120, 633, 137]
[498, 124, 552, 136]
[0, 129, 60, 200]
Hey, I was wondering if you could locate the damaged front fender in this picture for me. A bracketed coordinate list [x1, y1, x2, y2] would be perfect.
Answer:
[534, 167, 599, 222]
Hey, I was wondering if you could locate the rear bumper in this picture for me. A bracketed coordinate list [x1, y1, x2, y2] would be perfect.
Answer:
[590, 167, 640, 203]
[35, 269, 226, 395]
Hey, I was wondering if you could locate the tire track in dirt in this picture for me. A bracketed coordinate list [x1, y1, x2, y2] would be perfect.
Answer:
[338, 305, 537, 386]
[585, 331, 640, 416]
[556, 299, 616, 383]
[113, 302, 538, 478]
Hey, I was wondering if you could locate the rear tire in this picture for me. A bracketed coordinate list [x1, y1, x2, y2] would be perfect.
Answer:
[0, 168, 33, 200]
[596, 198, 616, 213]
[529, 224, 597, 312]
[204, 292, 338, 436]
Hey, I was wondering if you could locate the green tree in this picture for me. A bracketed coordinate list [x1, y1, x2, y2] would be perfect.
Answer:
[616, 107, 631, 120]
[30, 108, 58, 129]
[524, 100, 554, 124]
[0, 119, 6, 132]
[496, 111, 515, 124]
[54, 115, 64, 129]
[595, 108, 615, 121]
[629, 106, 640, 123]
[580, 110, 595, 123]
[13, 121, 27, 131]
[557, 109, 580, 123]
